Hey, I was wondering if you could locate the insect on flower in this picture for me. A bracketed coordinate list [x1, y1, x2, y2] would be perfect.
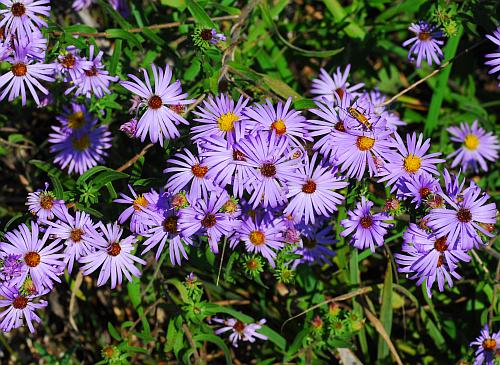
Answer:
[347, 106, 372, 130]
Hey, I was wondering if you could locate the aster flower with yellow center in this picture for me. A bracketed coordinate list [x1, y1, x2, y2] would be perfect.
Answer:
[447, 120, 499, 172]
[378, 132, 444, 191]
[191, 94, 251, 144]
[114, 186, 161, 234]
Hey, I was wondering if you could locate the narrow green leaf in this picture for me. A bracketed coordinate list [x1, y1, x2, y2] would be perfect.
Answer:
[377, 262, 393, 360]
[323, 0, 366, 39]
[109, 39, 122, 75]
[76, 166, 110, 185]
[107, 322, 121, 341]
[50, 175, 64, 200]
[261, 75, 301, 100]
[186, 0, 216, 28]
[92, 170, 129, 190]
[193, 334, 232, 365]
[106, 28, 143, 50]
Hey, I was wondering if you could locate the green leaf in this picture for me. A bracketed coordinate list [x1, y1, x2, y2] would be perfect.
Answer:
[323, 0, 366, 39]
[377, 262, 393, 360]
[50, 175, 64, 200]
[193, 334, 232, 365]
[165, 278, 190, 303]
[76, 166, 110, 185]
[92, 170, 129, 190]
[107, 322, 122, 341]
[261, 75, 301, 100]
[109, 39, 122, 75]
[186, 0, 216, 28]
[106, 29, 143, 50]
[160, 0, 186, 9]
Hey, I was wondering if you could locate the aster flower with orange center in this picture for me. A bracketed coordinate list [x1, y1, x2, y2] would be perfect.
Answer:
[230, 215, 285, 267]
[212, 317, 267, 348]
[397, 171, 441, 208]
[45, 210, 100, 273]
[378, 132, 444, 191]
[56, 46, 93, 82]
[79, 222, 146, 289]
[447, 120, 499, 172]
[191, 94, 251, 144]
[0, 222, 64, 291]
[165, 148, 214, 198]
[340, 197, 393, 252]
[245, 97, 312, 147]
[0, 285, 47, 333]
[470, 324, 500, 365]
[26, 182, 67, 221]
[0, 46, 54, 105]
[66, 45, 118, 99]
[0, 0, 50, 38]
[120, 64, 194, 145]
[285, 152, 348, 224]
[310, 64, 364, 103]
[403, 21, 444, 68]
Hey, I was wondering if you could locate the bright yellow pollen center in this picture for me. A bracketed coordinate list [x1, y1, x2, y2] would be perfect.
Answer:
[71, 134, 90, 151]
[249, 230, 265, 246]
[271, 119, 287, 135]
[404, 154, 422, 173]
[68, 111, 85, 129]
[464, 134, 480, 150]
[133, 195, 148, 211]
[217, 112, 239, 132]
[356, 136, 375, 151]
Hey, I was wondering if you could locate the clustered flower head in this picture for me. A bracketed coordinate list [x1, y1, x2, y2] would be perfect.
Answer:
[0, 5, 498, 360]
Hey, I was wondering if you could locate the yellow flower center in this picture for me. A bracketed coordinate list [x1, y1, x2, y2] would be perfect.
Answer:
[72, 134, 90, 151]
[356, 136, 375, 151]
[403, 154, 422, 173]
[249, 230, 265, 246]
[133, 195, 148, 211]
[67, 111, 85, 129]
[271, 119, 287, 135]
[217, 112, 239, 132]
[464, 134, 480, 150]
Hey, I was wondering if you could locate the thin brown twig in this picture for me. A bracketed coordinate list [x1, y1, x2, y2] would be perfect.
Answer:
[116, 143, 154, 172]
[51, 15, 240, 38]
[379, 39, 487, 107]
[364, 308, 404, 365]
[182, 323, 201, 365]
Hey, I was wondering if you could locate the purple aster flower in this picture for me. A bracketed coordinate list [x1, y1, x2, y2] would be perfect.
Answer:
[398, 172, 441, 208]
[108, 0, 129, 16]
[120, 64, 194, 145]
[0, 254, 24, 280]
[284, 152, 348, 224]
[310, 64, 364, 103]
[178, 188, 239, 254]
[79, 222, 146, 289]
[140, 196, 192, 265]
[341, 197, 393, 252]
[212, 317, 267, 348]
[0, 46, 54, 105]
[292, 222, 336, 268]
[45, 210, 99, 273]
[0, 222, 64, 291]
[0, 0, 50, 38]
[56, 46, 93, 82]
[401, 223, 470, 277]
[0, 285, 47, 333]
[395, 242, 462, 297]
[200, 136, 254, 198]
[362, 89, 405, 130]
[56, 102, 96, 133]
[485, 26, 500, 87]
[164, 148, 214, 198]
[470, 324, 500, 365]
[191, 94, 250, 144]
[230, 215, 285, 267]
[403, 21, 444, 68]
[245, 97, 311, 146]
[17, 29, 47, 61]
[49, 119, 112, 175]
[119, 118, 138, 138]
[332, 128, 394, 180]
[425, 184, 497, 251]
[66, 45, 117, 99]
[234, 131, 300, 209]
[378, 132, 444, 190]
[447, 120, 499, 172]
[114, 186, 161, 234]
[72, 0, 92, 11]
[26, 182, 67, 221]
